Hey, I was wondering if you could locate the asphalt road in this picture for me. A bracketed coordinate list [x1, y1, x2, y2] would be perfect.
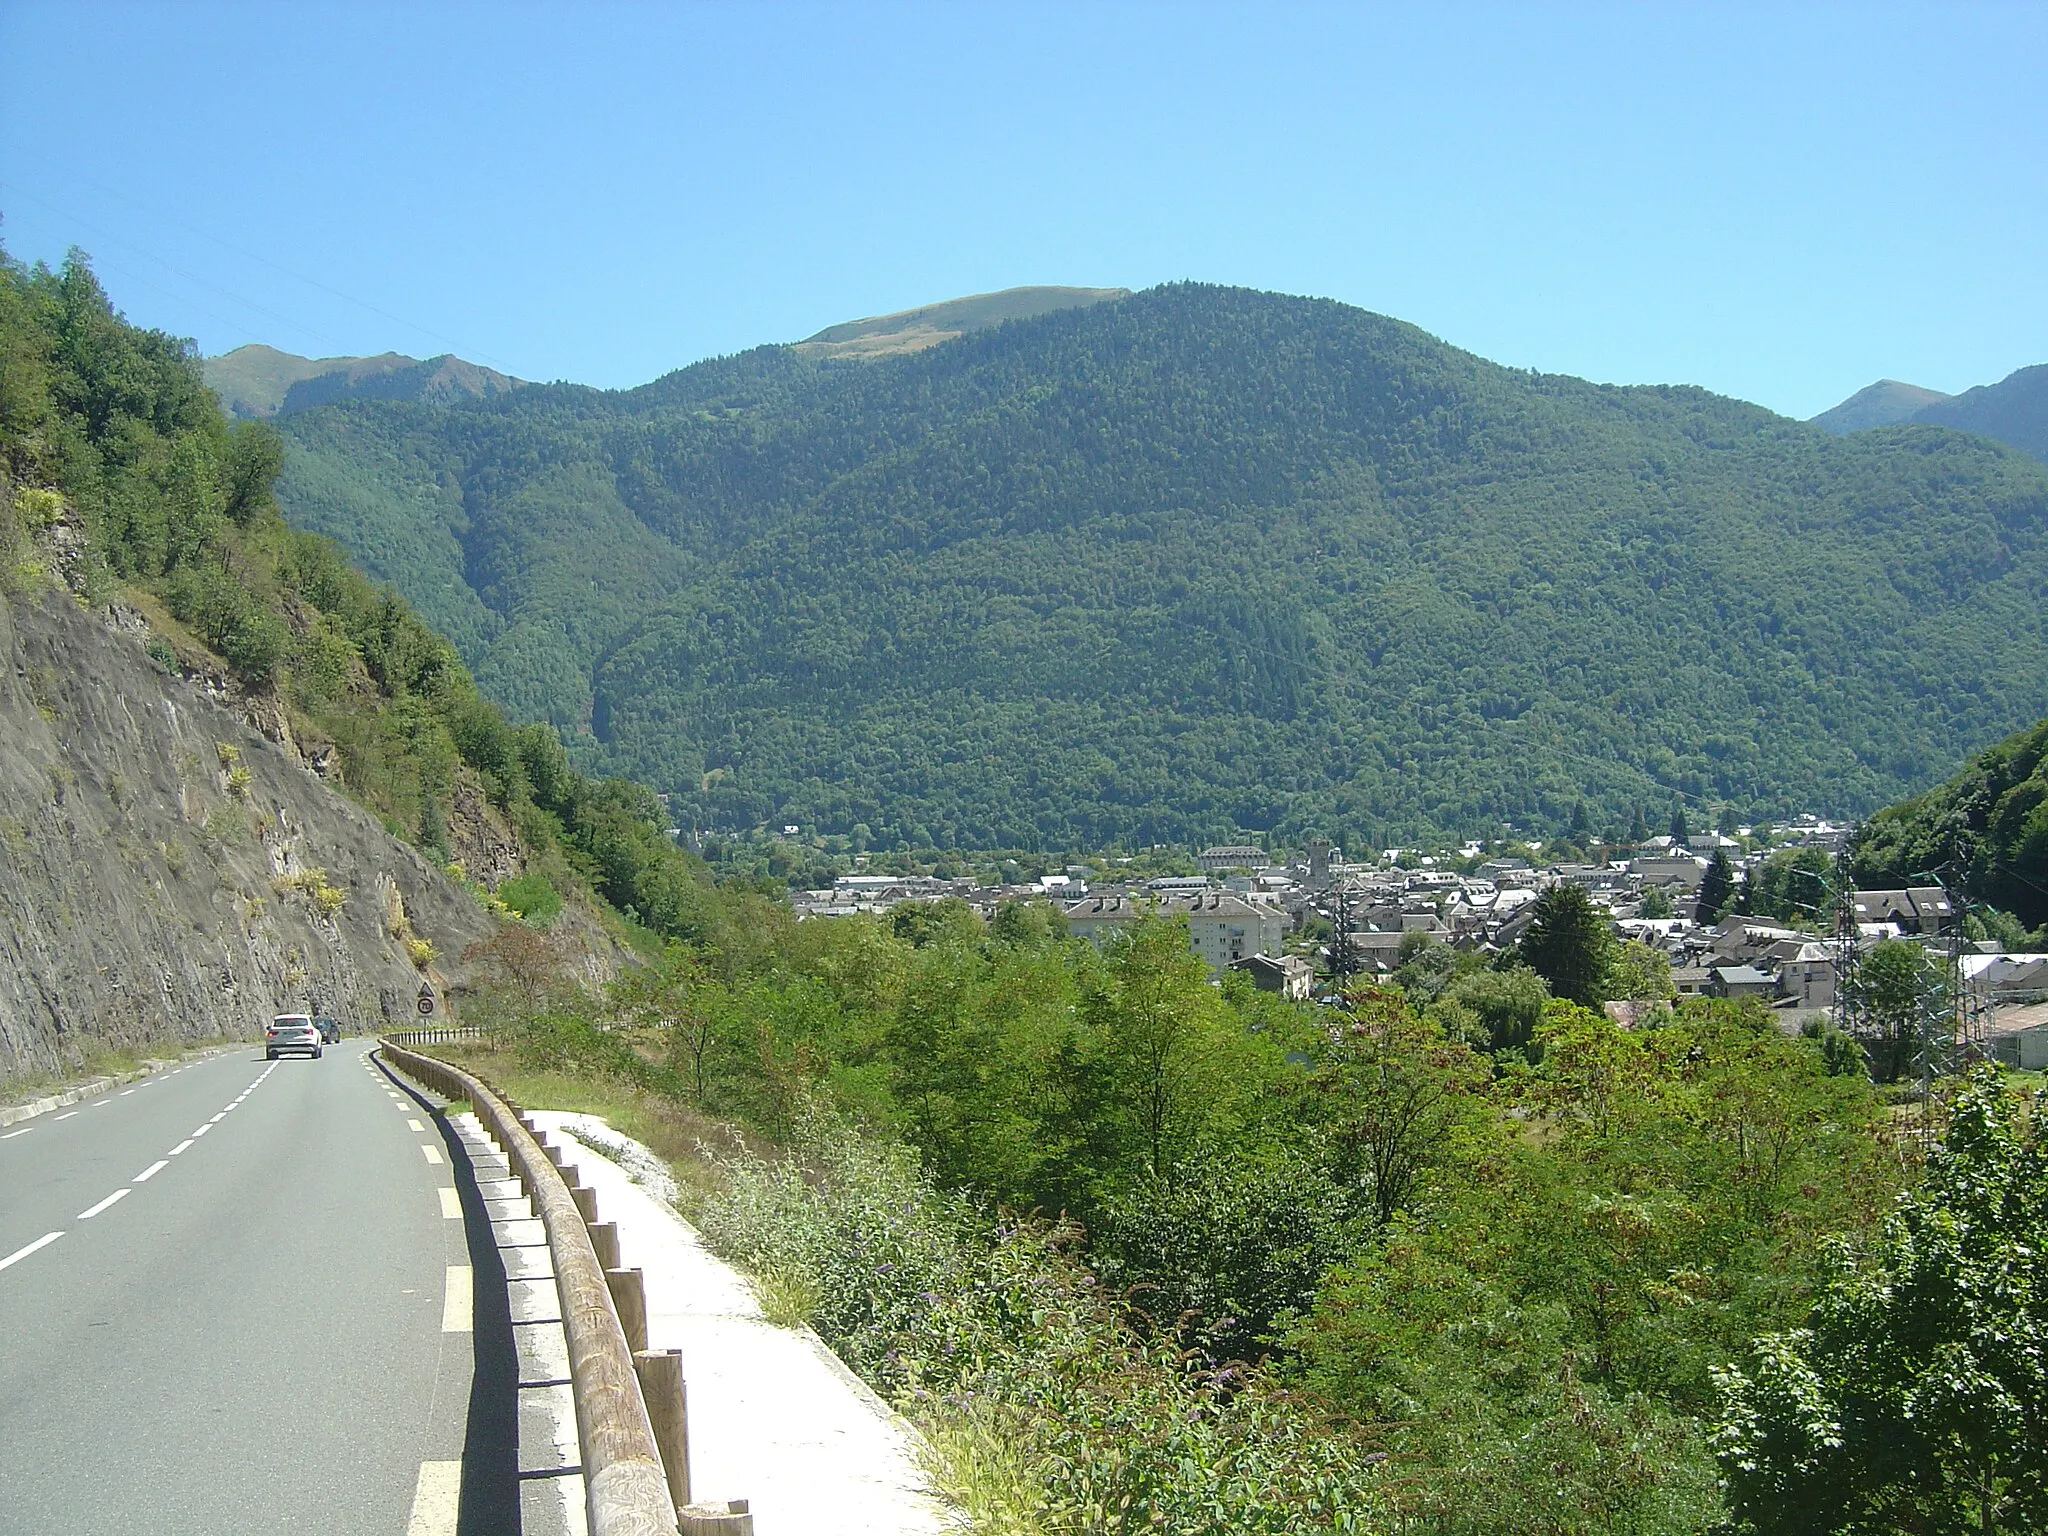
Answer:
[0, 1038, 518, 1535]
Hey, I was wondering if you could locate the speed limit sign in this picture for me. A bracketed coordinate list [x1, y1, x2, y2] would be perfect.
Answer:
[417, 993, 435, 1016]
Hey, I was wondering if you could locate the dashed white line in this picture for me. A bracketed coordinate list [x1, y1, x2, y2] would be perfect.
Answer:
[420, 1145, 443, 1165]
[207, 1113, 226, 1124]
[169, 1138, 195, 1155]
[1, 1128, 30, 1140]
[77, 1188, 131, 1220]
[133, 1159, 169, 1183]
[190, 1124, 212, 1139]
[438, 1187, 461, 1219]
[405, 1459, 462, 1536]
[119, 1089, 135, 1097]
[55, 1112, 77, 1121]
[440, 1267, 472, 1332]
[408, 1118, 426, 1132]
[0, 1232, 63, 1273]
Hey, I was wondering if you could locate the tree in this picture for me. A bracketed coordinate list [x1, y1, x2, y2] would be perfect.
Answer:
[1438, 966, 1550, 1052]
[1630, 806, 1651, 844]
[610, 941, 719, 1104]
[1696, 848, 1736, 923]
[1639, 886, 1675, 919]
[1855, 938, 1941, 1083]
[1713, 1069, 2048, 1535]
[1568, 800, 1592, 843]
[1519, 884, 1615, 1007]
[1605, 939, 1675, 1003]
[1317, 988, 1490, 1226]
[1669, 803, 1692, 847]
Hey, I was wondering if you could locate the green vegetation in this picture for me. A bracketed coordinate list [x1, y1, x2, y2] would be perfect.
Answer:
[1714, 1068, 2045, 1535]
[0, 243, 719, 945]
[271, 282, 2048, 849]
[455, 889, 1946, 1534]
[1853, 709, 2048, 932]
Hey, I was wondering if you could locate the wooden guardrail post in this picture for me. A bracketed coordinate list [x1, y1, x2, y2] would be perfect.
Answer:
[590, 1221, 622, 1272]
[607, 1266, 649, 1353]
[677, 1500, 752, 1535]
[634, 1348, 690, 1513]
[574, 1184, 600, 1224]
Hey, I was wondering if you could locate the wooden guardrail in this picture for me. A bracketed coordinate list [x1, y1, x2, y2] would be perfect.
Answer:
[383, 1024, 491, 1048]
[378, 1037, 682, 1536]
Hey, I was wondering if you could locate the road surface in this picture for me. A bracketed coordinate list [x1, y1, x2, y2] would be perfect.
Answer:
[0, 1038, 518, 1534]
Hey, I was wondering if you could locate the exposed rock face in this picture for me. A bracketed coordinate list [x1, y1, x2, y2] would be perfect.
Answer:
[0, 580, 497, 1082]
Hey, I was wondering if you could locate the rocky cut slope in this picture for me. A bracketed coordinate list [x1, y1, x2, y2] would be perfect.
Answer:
[0, 571, 493, 1080]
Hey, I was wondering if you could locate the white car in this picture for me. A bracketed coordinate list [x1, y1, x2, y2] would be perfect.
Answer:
[265, 1015, 323, 1060]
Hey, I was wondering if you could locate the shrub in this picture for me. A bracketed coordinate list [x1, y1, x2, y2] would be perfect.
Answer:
[497, 871, 563, 925]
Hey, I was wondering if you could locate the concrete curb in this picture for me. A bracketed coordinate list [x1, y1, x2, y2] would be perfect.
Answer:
[0, 1041, 252, 1127]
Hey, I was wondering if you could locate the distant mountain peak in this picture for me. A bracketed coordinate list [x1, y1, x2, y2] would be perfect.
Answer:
[203, 343, 522, 418]
[794, 285, 1131, 359]
[1810, 378, 1952, 435]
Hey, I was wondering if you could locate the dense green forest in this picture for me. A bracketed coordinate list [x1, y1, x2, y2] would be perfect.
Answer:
[1852, 708, 2048, 929]
[0, 243, 721, 947]
[270, 283, 2048, 849]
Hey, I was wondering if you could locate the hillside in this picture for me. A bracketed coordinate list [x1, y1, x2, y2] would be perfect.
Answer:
[793, 285, 1130, 359]
[0, 246, 733, 1079]
[1810, 378, 1951, 434]
[1914, 363, 2048, 464]
[269, 282, 2048, 850]
[204, 342, 522, 419]
[1852, 709, 2048, 931]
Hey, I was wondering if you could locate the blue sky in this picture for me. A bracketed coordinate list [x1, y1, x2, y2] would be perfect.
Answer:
[2, 1, 2042, 417]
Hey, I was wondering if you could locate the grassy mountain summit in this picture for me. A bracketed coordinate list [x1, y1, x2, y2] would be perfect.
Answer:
[269, 282, 2048, 849]
[1810, 377, 1952, 434]
[204, 343, 522, 419]
[793, 284, 1130, 358]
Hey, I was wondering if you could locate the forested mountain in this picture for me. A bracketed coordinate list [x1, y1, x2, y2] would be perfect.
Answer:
[204, 343, 521, 419]
[1815, 363, 2048, 463]
[269, 283, 2048, 850]
[1809, 378, 1951, 434]
[1914, 363, 2048, 464]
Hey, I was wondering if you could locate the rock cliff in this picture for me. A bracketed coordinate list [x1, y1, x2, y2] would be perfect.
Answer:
[0, 576, 497, 1082]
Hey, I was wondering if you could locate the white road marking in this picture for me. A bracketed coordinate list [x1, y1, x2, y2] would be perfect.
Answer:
[441, 1266, 472, 1332]
[1, 1128, 29, 1140]
[77, 1188, 130, 1220]
[0, 1232, 63, 1273]
[408, 1119, 425, 1131]
[438, 1187, 461, 1219]
[169, 1138, 194, 1155]
[133, 1160, 169, 1183]
[55, 1112, 76, 1121]
[119, 1089, 135, 1097]
[190, 1124, 211, 1139]
[92, 1100, 111, 1109]
[207, 1113, 226, 1123]
[421, 1145, 443, 1165]
[405, 1459, 462, 1535]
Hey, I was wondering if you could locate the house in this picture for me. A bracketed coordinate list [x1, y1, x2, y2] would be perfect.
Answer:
[1634, 855, 1707, 891]
[1231, 952, 1314, 1000]
[1064, 890, 1288, 977]
[1771, 941, 1838, 1008]
[1851, 888, 1954, 936]
[1671, 966, 1713, 997]
[1198, 845, 1268, 875]
[1987, 1001, 2048, 1070]
[1708, 964, 1776, 1000]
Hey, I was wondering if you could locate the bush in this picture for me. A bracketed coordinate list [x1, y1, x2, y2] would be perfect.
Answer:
[497, 871, 563, 925]
[693, 1105, 1391, 1534]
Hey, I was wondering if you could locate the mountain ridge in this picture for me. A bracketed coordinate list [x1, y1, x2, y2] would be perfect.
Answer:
[204, 342, 522, 419]
[268, 281, 2048, 849]
[1812, 364, 2046, 463]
